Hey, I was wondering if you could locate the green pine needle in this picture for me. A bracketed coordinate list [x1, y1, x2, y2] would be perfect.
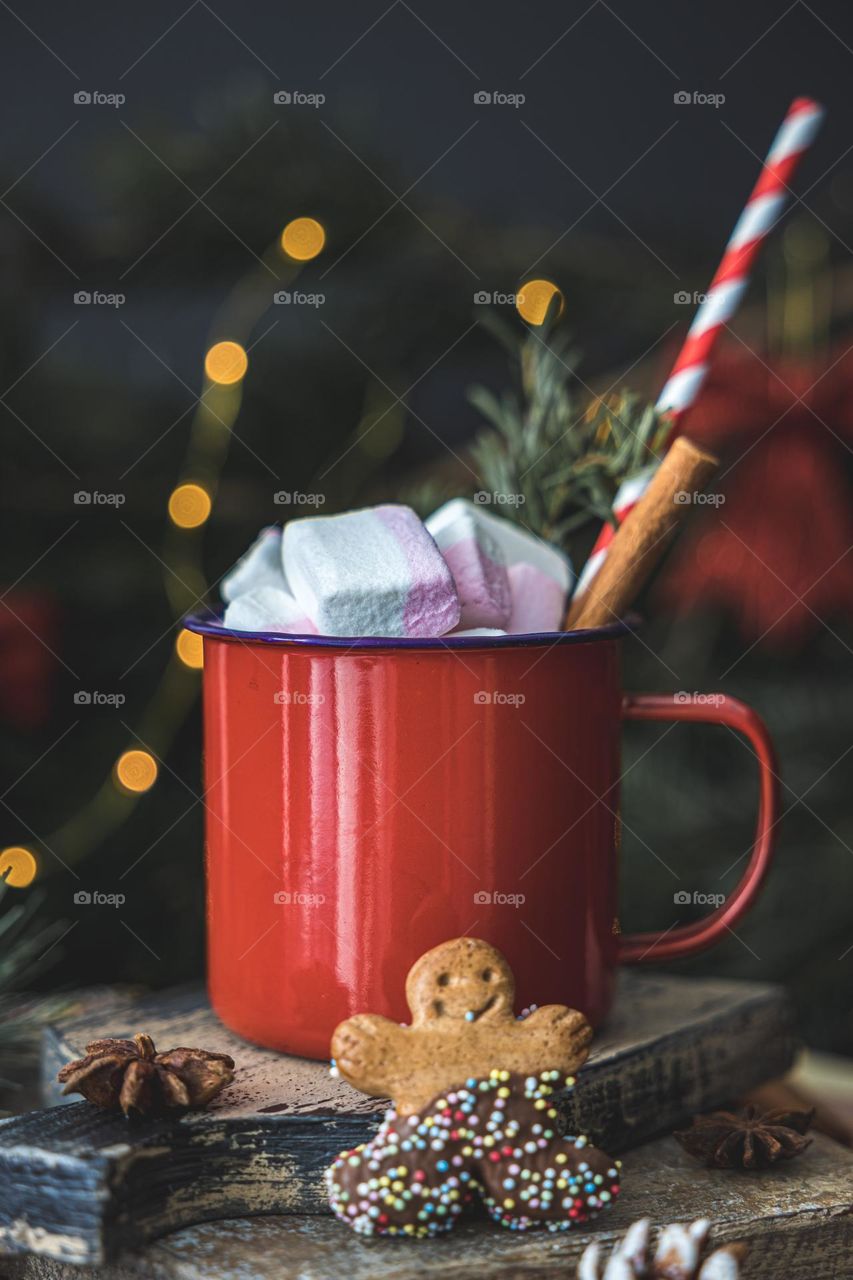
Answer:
[0, 887, 69, 1088]
[467, 315, 669, 548]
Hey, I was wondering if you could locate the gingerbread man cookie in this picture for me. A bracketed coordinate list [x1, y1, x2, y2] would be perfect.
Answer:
[331, 937, 593, 1116]
[326, 1070, 621, 1238]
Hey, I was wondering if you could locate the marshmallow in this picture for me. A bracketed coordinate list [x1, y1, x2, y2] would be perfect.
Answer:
[506, 563, 567, 633]
[425, 499, 511, 629]
[283, 505, 460, 638]
[427, 500, 572, 634]
[221, 527, 285, 602]
[223, 585, 317, 634]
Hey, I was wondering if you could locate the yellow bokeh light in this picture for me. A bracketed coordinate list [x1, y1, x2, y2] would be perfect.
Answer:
[115, 750, 159, 794]
[204, 340, 248, 385]
[516, 279, 564, 326]
[176, 628, 204, 669]
[0, 846, 37, 889]
[168, 483, 212, 529]
[281, 217, 326, 262]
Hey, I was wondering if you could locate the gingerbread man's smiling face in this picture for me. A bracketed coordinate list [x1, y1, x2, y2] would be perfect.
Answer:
[406, 938, 515, 1026]
[331, 934, 593, 1116]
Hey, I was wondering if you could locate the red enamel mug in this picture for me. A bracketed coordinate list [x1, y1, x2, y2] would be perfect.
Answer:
[186, 614, 779, 1059]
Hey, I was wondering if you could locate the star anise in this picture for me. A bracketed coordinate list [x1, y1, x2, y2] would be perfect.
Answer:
[578, 1217, 748, 1279]
[57, 1032, 235, 1118]
[674, 1105, 813, 1170]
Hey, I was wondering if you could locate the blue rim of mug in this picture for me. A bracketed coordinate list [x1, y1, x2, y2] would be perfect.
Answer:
[183, 607, 637, 650]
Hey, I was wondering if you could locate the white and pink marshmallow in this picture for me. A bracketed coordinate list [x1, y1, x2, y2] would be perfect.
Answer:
[425, 499, 511, 629]
[220, 501, 571, 638]
[221, 526, 286, 602]
[221, 527, 316, 634]
[283, 504, 460, 638]
[223, 585, 317, 635]
[426, 499, 572, 634]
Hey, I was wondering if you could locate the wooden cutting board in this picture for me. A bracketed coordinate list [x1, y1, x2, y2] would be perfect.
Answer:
[0, 972, 796, 1266]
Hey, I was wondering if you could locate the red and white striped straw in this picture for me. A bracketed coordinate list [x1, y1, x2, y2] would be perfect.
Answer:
[574, 96, 824, 597]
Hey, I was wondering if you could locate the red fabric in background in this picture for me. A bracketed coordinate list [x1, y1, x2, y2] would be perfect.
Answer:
[656, 346, 853, 648]
[0, 591, 59, 731]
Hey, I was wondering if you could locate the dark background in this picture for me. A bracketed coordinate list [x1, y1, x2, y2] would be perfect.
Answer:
[1, 0, 851, 1078]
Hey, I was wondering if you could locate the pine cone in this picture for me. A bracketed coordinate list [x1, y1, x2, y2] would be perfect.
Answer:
[578, 1218, 747, 1279]
[57, 1032, 235, 1117]
[674, 1106, 813, 1170]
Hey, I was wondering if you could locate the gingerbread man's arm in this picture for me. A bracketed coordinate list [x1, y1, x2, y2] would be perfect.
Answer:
[331, 1013, 407, 1099]
[520, 1005, 593, 1073]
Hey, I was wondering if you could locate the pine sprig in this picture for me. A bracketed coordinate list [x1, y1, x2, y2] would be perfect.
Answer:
[468, 311, 668, 547]
[0, 888, 69, 1091]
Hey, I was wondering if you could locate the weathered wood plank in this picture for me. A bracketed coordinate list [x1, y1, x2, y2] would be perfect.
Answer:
[3, 1134, 851, 1280]
[0, 973, 797, 1267]
[42, 972, 797, 1147]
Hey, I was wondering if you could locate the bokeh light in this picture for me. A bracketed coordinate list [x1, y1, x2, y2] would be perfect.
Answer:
[115, 750, 159, 794]
[0, 846, 37, 888]
[281, 217, 326, 261]
[204, 340, 248, 385]
[516, 279, 564, 326]
[168, 483, 212, 529]
[176, 628, 204, 669]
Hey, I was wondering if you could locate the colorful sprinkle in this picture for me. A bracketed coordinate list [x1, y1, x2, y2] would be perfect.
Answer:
[325, 1070, 620, 1238]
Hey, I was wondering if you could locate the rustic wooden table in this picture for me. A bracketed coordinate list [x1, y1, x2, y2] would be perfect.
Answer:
[0, 972, 797, 1266]
[2, 1133, 851, 1279]
[1, 974, 851, 1279]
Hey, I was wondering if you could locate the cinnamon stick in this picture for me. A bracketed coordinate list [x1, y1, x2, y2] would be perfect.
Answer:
[565, 437, 719, 630]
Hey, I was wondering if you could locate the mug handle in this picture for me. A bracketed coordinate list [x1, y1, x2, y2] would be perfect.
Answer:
[618, 692, 780, 963]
